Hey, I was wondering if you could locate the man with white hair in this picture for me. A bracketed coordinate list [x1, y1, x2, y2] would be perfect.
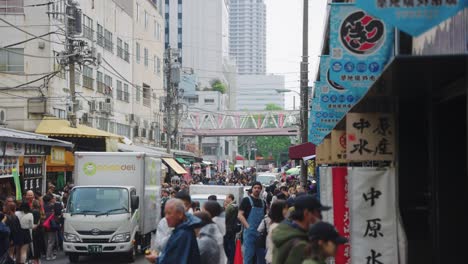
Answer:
[146, 199, 201, 264]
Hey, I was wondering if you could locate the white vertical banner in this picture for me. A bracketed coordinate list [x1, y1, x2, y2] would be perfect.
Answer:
[319, 166, 334, 224]
[348, 167, 398, 264]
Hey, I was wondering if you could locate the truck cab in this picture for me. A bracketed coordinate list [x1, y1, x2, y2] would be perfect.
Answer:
[64, 186, 140, 262]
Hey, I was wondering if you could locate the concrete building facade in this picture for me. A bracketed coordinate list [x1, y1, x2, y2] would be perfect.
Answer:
[236, 75, 285, 110]
[229, 0, 266, 75]
[0, 0, 165, 146]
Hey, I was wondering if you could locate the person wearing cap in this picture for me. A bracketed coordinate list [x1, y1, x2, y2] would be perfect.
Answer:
[302, 222, 348, 264]
[271, 195, 331, 264]
[238, 181, 267, 264]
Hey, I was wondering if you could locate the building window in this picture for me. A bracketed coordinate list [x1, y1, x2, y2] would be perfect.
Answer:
[104, 29, 113, 52]
[124, 83, 129, 102]
[204, 98, 215, 104]
[116, 80, 123, 101]
[0, 48, 24, 72]
[97, 24, 104, 47]
[116, 123, 131, 138]
[136, 42, 140, 63]
[154, 21, 161, 40]
[104, 75, 113, 96]
[83, 15, 94, 40]
[144, 11, 148, 29]
[97, 117, 108, 131]
[156, 57, 161, 75]
[178, 2, 182, 13]
[153, 56, 157, 74]
[144, 48, 148, 67]
[117, 38, 123, 58]
[136, 85, 141, 102]
[53, 108, 67, 119]
[124, 42, 130, 62]
[0, 0, 23, 14]
[82, 66, 93, 89]
[143, 84, 151, 107]
[188, 97, 198, 105]
[97, 71, 104, 93]
[177, 18, 182, 28]
[136, 4, 139, 22]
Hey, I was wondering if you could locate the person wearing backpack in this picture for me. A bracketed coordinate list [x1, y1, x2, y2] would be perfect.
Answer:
[223, 193, 239, 264]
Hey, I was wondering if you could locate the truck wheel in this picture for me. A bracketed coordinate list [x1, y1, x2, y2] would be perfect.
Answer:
[126, 246, 136, 263]
[69, 253, 79, 263]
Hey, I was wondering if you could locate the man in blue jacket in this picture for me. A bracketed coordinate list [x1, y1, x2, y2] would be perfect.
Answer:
[146, 199, 201, 264]
[0, 212, 11, 258]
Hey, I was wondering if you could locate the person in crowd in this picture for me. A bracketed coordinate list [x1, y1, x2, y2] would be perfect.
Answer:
[0, 212, 12, 262]
[30, 200, 43, 264]
[288, 187, 297, 198]
[15, 201, 34, 264]
[224, 194, 239, 264]
[262, 200, 288, 264]
[154, 191, 193, 252]
[302, 222, 348, 264]
[161, 189, 170, 218]
[276, 184, 289, 201]
[272, 195, 330, 264]
[191, 201, 201, 212]
[193, 211, 222, 264]
[5, 201, 21, 260]
[238, 182, 267, 264]
[207, 195, 217, 201]
[145, 199, 201, 264]
[43, 194, 59, 261]
[25, 190, 35, 209]
[202, 200, 227, 264]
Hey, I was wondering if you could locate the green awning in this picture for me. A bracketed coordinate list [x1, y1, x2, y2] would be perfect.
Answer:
[176, 158, 189, 165]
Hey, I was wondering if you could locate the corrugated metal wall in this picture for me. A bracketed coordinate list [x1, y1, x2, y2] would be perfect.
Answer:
[413, 8, 467, 55]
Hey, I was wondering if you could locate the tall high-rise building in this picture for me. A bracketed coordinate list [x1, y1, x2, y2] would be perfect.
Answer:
[229, 0, 267, 75]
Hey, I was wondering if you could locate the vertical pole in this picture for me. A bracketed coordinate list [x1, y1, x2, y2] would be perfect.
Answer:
[293, 96, 296, 110]
[166, 49, 172, 154]
[300, 0, 309, 187]
[69, 62, 77, 128]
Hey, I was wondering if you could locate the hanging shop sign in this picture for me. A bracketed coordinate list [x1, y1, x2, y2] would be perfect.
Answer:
[348, 167, 398, 264]
[356, 0, 466, 36]
[316, 138, 332, 164]
[319, 166, 334, 224]
[346, 113, 395, 161]
[332, 167, 351, 264]
[329, 3, 394, 92]
[3, 142, 25, 156]
[0, 156, 19, 178]
[25, 144, 47, 156]
[50, 147, 66, 165]
[331, 130, 348, 163]
[23, 156, 44, 178]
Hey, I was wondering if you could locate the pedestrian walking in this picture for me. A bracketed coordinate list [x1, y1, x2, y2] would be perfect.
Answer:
[264, 200, 288, 264]
[202, 200, 227, 264]
[271, 195, 330, 264]
[145, 199, 201, 264]
[4, 201, 21, 261]
[302, 222, 348, 264]
[224, 194, 239, 264]
[0, 212, 14, 264]
[43, 194, 59, 261]
[15, 201, 34, 264]
[30, 200, 44, 264]
[193, 211, 222, 264]
[238, 182, 267, 264]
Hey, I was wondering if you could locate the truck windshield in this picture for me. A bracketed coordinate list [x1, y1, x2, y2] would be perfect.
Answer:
[257, 175, 276, 186]
[67, 188, 129, 215]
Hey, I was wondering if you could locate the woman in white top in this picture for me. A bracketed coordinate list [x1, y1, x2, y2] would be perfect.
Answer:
[261, 200, 288, 264]
[15, 201, 35, 264]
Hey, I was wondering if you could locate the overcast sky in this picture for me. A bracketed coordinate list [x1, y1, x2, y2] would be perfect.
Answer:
[265, 0, 328, 110]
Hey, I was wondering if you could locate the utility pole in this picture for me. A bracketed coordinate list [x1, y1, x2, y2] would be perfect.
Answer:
[300, 0, 309, 187]
[66, 0, 79, 128]
[164, 48, 181, 154]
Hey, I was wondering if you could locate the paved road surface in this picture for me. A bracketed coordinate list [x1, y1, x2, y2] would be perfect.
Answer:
[45, 251, 148, 264]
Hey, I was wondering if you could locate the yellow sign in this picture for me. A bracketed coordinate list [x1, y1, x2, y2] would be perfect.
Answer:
[50, 147, 65, 165]
[316, 138, 331, 164]
[331, 130, 347, 163]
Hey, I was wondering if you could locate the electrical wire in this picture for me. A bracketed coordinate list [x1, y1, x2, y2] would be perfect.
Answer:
[0, 47, 76, 59]
[0, 17, 65, 46]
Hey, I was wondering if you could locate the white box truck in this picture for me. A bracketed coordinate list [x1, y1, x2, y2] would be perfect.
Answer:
[64, 152, 164, 263]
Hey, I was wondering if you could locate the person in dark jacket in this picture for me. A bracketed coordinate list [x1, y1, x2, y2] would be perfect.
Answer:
[145, 199, 201, 264]
[0, 212, 11, 258]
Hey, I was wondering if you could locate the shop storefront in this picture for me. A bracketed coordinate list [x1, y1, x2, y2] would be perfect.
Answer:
[0, 128, 73, 199]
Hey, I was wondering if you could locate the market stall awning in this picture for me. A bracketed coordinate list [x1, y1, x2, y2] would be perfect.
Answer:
[202, 161, 212, 165]
[162, 158, 187, 174]
[35, 118, 122, 139]
[0, 127, 73, 148]
[235, 155, 245, 161]
[288, 142, 316, 160]
[118, 143, 171, 157]
[176, 158, 189, 165]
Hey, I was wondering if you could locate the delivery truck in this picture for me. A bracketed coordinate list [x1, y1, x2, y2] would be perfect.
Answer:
[64, 152, 165, 263]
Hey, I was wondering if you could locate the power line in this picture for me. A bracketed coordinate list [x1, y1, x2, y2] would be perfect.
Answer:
[0, 47, 76, 59]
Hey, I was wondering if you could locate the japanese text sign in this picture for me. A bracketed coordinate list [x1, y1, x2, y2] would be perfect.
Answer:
[356, 0, 467, 36]
[333, 167, 351, 264]
[348, 167, 398, 264]
[316, 138, 332, 165]
[346, 113, 395, 161]
[329, 3, 394, 92]
[331, 130, 348, 163]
